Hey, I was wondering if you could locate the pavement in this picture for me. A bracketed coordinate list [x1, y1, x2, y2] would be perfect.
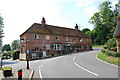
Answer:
[0, 59, 34, 80]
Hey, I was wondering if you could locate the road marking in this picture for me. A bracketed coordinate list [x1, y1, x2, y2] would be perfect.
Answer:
[39, 69, 43, 80]
[96, 53, 118, 67]
[39, 65, 43, 69]
[29, 69, 34, 79]
[73, 57, 76, 60]
[74, 62, 99, 76]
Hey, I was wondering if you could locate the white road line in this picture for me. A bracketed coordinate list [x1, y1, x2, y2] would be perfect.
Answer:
[73, 57, 76, 60]
[74, 62, 99, 76]
[39, 65, 43, 69]
[96, 53, 118, 67]
[39, 69, 43, 80]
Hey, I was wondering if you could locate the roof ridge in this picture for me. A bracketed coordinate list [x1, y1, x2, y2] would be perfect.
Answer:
[34, 23, 75, 30]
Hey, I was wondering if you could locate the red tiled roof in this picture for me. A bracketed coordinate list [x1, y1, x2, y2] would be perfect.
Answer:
[20, 23, 90, 38]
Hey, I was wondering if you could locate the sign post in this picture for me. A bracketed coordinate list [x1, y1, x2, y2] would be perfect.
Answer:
[0, 53, 2, 70]
[26, 57, 29, 69]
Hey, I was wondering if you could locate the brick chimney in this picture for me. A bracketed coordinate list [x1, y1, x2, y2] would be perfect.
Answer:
[41, 17, 46, 25]
[75, 24, 78, 30]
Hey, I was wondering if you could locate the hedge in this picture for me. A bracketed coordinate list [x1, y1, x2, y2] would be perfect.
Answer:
[101, 49, 120, 57]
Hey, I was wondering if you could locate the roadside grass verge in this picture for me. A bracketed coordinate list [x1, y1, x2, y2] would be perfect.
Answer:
[93, 45, 104, 48]
[97, 52, 119, 66]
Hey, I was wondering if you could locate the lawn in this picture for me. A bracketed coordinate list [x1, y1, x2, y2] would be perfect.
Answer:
[97, 52, 119, 66]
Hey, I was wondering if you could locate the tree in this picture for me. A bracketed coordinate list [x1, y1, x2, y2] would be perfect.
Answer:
[0, 14, 4, 49]
[11, 40, 20, 50]
[82, 28, 90, 33]
[2, 44, 11, 51]
[89, 1, 118, 45]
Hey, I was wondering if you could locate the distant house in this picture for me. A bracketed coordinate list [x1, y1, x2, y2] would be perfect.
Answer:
[20, 18, 92, 60]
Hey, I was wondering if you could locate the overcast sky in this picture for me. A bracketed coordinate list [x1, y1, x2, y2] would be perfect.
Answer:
[0, 0, 118, 45]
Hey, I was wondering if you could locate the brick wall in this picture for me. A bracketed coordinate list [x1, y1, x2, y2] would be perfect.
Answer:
[20, 33, 92, 59]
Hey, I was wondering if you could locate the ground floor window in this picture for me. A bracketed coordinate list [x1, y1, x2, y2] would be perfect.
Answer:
[74, 45, 84, 49]
[86, 45, 89, 49]
[54, 44, 61, 51]
[46, 45, 50, 50]
[35, 47, 39, 51]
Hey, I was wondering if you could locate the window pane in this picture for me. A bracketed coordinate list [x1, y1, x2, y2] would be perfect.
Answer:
[80, 38, 83, 42]
[35, 35, 39, 39]
[46, 45, 50, 49]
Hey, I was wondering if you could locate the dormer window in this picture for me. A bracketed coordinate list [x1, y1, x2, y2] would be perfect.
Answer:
[56, 36, 59, 40]
[79, 38, 83, 42]
[46, 35, 50, 40]
[35, 35, 39, 40]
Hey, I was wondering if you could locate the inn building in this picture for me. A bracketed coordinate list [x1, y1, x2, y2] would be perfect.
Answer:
[20, 18, 92, 60]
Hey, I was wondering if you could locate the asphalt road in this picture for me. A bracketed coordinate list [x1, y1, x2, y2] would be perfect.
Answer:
[38, 50, 118, 78]
[1, 48, 119, 79]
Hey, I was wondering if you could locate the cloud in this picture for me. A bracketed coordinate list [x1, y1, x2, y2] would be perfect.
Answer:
[75, 0, 118, 18]
[76, 0, 93, 7]
[84, 6, 98, 18]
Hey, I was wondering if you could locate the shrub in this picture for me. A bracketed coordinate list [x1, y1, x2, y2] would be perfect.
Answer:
[9, 50, 17, 60]
[2, 52, 7, 56]
[51, 53, 55, 56]
[2, 66, 12, 71]
[103, 45, 108, 49]
[105, 38, 116, 48]
[118, 43, 120, 47]
[101, 49, 119, 57]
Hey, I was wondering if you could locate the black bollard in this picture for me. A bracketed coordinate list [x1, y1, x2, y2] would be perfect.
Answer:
[18, 69, 22, 80]
[27, 60, 29, 69]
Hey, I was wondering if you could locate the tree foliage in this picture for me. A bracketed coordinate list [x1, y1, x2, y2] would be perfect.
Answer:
[11, 40, 20, 50]
[0, 14, 4, 49]
[2, 44, 11, 51]
[82, 28, 90, 33]
[89, 1, 119, 45]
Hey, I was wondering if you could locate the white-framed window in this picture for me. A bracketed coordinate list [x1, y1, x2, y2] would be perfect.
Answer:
[35, 47, 39, 51]
[86, 38, 89, 42]
[79, 38, 83, 42]
[46, 45, 50, 50]
[46, 35, 50, 40]
[26, 50, 30, 54]
[65, 37, 68, 41]
[20, 39, 24, 43]
[35, 35, 39, 40]
[54, 44, 61, 51]
[56, 36, 59, 40]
